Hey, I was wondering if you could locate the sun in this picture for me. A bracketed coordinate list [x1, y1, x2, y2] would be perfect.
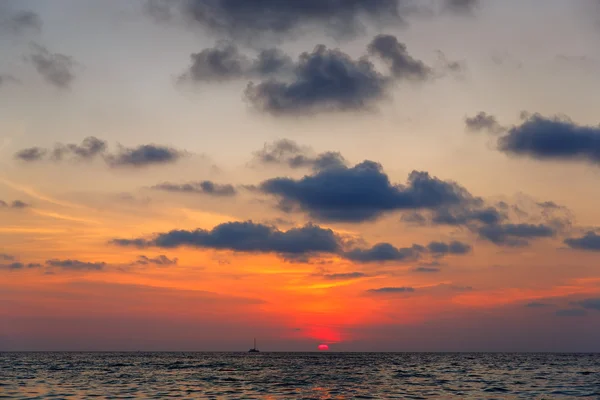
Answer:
[318, 344, 329, 351]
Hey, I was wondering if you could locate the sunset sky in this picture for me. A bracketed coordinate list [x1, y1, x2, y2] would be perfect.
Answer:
[2, 0, 600, 352]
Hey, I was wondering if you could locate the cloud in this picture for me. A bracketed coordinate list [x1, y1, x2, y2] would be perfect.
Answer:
[443, 0, 480, 14]
[345, 242, 425, 263]
[45, 259, 106, 271]
[52, 137, 107, 161]
[367, 34, 432, 80]
[104, 145, 182, 168]
[259, 160, 473, 222]
[322, 272, 367, 280]
[427, 240, 471, 256]
[465, 112, 505, 134]
[182, 42, 248, 82]
[0, 254, 15, 261]
[181, 42, 292, 82]
[0, 200, 30, 209]
[29, 44, 76, 89]
[431, 206, 505, 226]
[576, 298, 600, 311]
[14, 138, 183, 168]
[409, 196, 568, 248]
[474, 112, 600, 166]
[168, 0, 409, 41]
[537, 201, 563, 210]
[499, 114, 600, 165]
[112, 220, 470, 264]
[0, 8, 42, 35]
[0, 262, 42, 270]
[477, 223, 555, 247]
[152, 181, 236, 197]
[134, 255, 178, 266]
[245, 44, 390, 115]
[14, 147, 49, 161]
[564, 231, 600, 252]
[367, 286, 415, 294]
[252, 139, 347, 171]
[15, 137, 107, 163]
[555, 308, 586, 317]
[111, 221, 342, 259]
[344, 240, 470, 263]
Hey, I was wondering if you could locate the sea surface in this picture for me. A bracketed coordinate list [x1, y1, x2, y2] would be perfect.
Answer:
[1, 352, 599, 399]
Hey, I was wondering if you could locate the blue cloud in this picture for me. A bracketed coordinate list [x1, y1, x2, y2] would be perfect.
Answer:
[260, 161, 473, 222]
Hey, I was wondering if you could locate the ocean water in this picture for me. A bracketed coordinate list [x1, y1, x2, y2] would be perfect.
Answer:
[1, 352, 599, 399]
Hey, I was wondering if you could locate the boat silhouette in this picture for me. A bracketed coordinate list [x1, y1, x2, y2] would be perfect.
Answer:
[248, 338, 260, 353]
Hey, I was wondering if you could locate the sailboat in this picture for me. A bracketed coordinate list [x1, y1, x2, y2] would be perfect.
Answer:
[248, 338, 260, 353]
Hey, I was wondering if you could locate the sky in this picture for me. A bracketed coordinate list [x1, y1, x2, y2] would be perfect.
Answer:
[1, 0, 600, 352]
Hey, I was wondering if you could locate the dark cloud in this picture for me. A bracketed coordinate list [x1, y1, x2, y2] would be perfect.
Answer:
[564, 232, 600, 252]
[525, 302, 553, 308]
[245, 44, 390, 115]
[14, 138, 181, 168]
[1, 8, 42, 35]
[111, 221, 342, 259]
[431, 206, 505, 226]
[322, 272, 367, 280]
[29, 44, 76, 89]
[104, 145, 182, 168]
[443, 0, 480, 14]
[576, 298, 600, 311]
[427, 240, 471, 256]
[344, 240, 470, 263]
[112, 220, 469, 264]
[134, 255, 178, 266]
[499, 114, 600, 164]
[9, 200, 29, 209]
[153, 181, 236, 197]
[400, 211, 428, 225]
[253, 139, 347, 171]
[52, 137, 107, 161]
[175, 0, 408, 41]
[465, 112, 505, 134]
[259, 160, 473, 222]
[0, 200, 30, 209]
[15, 137, 107, 163]
[111, 238, 148, 248]
[182, 42, 249, 82]
[537, 201, 563, 209]
[367, 34, 432, 80]
[474, 113, 600, 166]
[555, 308, 586, 317]
[412, 196, 566, 248]
[254, 48, 294, 75]
[0, 262, 42, 270]
[345, 243, 425, 263]
[477, 223, 555, 247]
[180, 42, 293, 83]
[45, 259, 106, 271]
[14, 147, 48, 162]
[367, 286, 415, 294]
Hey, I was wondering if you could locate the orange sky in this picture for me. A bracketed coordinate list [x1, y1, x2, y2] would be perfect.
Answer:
[1, 0, 600, 351]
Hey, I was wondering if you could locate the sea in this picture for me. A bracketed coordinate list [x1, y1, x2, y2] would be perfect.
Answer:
[1, 352, 599, 399]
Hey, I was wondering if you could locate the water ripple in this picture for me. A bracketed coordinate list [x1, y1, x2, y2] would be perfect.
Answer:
[0, 353, 599, 399]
